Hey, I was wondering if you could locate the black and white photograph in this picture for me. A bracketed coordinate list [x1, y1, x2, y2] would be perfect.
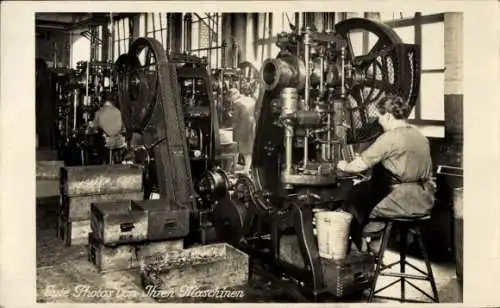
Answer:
[5, 1, 500, 305]
[32, 10, 465, 303]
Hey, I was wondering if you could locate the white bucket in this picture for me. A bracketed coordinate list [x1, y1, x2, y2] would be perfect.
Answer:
[220, 128, 234, 145]
[315, 211, 353, 260]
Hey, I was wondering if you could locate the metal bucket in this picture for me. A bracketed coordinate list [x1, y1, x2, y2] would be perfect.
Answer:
[220, 128, 234, 145]
[315, 211, 353, 260]
[453, 187, 463, 284]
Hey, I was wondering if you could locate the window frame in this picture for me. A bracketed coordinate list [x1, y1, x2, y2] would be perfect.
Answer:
[189, 13, 223, 69]
[144, 13, 169, 48]
[112, 17, 132, 61]
[384, 13, 446, 126]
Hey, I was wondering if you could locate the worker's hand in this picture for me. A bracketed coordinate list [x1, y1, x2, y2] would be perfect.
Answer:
[337, 160, 349, 172]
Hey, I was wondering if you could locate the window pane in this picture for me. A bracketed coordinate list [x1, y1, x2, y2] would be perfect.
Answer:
[123, 18, 129, 39]
[419, 10, 445, 15]
[367, 32, 377, 53]
[72, 35, 90, 68]
[420, 72, 445, 120]
[408, 107, 415, 120]
[97, 26, 102, 61]
[147, 13, 154, 33]
[191, 21, 199, 51]
[272, 12, 282, 36]
[422, 22, 444, 69]
[348, 32, 363, 57]
[139, 14, 146, 37]
[393, 26, 414, 44]
[154, 13, 162, 32]
[380, 12, 415, 22]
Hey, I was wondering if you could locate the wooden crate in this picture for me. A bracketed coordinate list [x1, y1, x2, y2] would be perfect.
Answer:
[140, 243, 249, 299]
[87, 232, 184, 272]
[135, 199, 190, 241]
[91, 200, 148, 245]
[279, 235, 374, 298]
[61, 191, 143, 221]
[57, 213, 91, 246]
[36, 160, 64, 180]
[60, 164, 143, 196]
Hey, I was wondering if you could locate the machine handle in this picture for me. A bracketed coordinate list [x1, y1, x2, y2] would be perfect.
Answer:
[120, 222, 135, 232]
[436, 165, 463, 177]
[164, 219, 177, 230]
[353, 272, 369, 284]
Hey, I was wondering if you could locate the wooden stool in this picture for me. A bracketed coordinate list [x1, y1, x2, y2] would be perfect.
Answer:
[367, 216, 439, 303]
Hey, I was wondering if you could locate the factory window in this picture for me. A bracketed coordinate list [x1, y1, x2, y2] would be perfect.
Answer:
[382, 12, 445, 126]
[189, 13, 223, 69]
[143, 13, 169, 48]
[253, 13, 297, 66]
[113, 17, 131, 60]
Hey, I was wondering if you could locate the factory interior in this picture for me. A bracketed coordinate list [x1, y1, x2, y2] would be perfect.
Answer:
[35, 11, 464, 303]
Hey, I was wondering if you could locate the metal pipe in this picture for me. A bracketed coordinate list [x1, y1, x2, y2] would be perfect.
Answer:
[72, 89, 78, 131]
[207, 14, 212, 69]
[281, 88, 298, 174]
[303, 27, 311, 168]
[340, 46, 346, 98]
[53, 42, 58, 68]
[190, 45, 224, 53]
[319, 49, 332, 161]
[109, 13, 114, 62]
[215, 13, 219, 68]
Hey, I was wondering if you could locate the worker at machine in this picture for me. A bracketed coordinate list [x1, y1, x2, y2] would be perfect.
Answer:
[88, 94, 126, 162]
[228, 88, 256, 175]
[336, 94, 436, 252]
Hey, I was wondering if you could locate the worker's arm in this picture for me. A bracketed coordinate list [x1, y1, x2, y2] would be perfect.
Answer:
[337, 132, 395, 174]
[337, 156, 369, 173]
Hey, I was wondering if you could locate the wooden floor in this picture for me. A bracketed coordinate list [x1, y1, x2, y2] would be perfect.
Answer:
[36, 190, 462, 303]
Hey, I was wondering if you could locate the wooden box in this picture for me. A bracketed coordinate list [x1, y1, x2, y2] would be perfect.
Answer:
[57, 213, 91, 246]
[60, 164, 143, 197]
[36, 160, 64, 180]
[322, 252, 375, 298]
[134, 199, 190, 241]
[88, 232, 184, 272]
[91, 200, 148, 245]
[280, 235, 374, 298]
[140, 243, 249, 299]
[61, 191, 143, 221]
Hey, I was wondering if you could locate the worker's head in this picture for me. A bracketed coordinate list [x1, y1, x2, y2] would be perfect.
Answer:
[375, 94, 409, 129]
[227, 88, 241, 103]
[101, 92, 116, 107]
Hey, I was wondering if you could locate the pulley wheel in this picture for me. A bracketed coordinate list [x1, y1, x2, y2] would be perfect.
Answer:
[213, 198, 247, 246]
[238, 61, 260, 97]
[115, 38, 168, 137]
[335, 18, 420, 143]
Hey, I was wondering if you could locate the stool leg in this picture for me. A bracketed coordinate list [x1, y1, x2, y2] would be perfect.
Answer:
[368, 222, 393, 302]
[399, 224, 408, 303]
[414, 227, 439, 302]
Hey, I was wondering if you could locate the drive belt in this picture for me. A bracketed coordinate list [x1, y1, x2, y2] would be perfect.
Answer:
[129, 38, 196, 211]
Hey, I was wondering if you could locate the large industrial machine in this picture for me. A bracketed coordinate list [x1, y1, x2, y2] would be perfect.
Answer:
[53, 60, 117, 165]
[114, 16, 420, 301]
